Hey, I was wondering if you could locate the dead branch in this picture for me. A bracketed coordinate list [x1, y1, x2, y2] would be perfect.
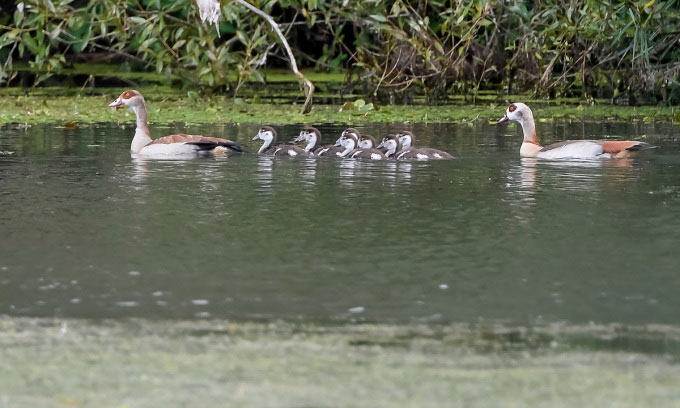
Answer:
[196, 0, 314, 114]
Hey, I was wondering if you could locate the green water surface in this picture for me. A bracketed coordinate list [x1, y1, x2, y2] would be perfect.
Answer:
[1, 120, 678, 326]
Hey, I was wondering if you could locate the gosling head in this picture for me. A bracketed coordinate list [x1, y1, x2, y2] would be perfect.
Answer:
[358, 135, 377, 149]
[395, 130, 414, 149]
[253, 125, 277, 142]
[377, 134, 401, 157]
[336, 133, 358, 151]
[293, 127, 320, 143]
[293, 127, 321, 152]
[337, 128, 360, 145]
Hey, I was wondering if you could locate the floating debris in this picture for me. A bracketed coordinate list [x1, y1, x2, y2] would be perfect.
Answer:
[348, 306, 365, 314]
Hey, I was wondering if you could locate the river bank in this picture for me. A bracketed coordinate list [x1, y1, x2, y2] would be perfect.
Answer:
[1, 87, 677, 125]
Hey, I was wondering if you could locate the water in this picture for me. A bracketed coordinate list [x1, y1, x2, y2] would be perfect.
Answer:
[1, 120, 679, 325]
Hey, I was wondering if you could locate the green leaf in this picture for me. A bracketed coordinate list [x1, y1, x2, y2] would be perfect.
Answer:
[21, 33, 39, 55]
[129, 17, 148, 25]
[370, 14, 387, 22]
[353, 99, 366, 108]
[358, 102, 374, 112]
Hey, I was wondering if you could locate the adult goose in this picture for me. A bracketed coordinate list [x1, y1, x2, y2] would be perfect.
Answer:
[498, 102, 653, 159]
[108, 90, 242, 155]
[252, 126, 306, 156]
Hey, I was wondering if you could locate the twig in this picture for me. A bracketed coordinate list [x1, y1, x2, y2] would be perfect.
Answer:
[231, 0, 314, 113]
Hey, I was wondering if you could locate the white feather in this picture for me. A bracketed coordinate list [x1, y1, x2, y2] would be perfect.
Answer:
[139, 143, 198, 156]
[537, 141, 604, 159]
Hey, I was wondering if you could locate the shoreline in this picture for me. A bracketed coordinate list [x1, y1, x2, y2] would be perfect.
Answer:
[0, 88, 677, 125]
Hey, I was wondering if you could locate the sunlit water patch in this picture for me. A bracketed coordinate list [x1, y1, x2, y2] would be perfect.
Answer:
[1, 121, 679, 327]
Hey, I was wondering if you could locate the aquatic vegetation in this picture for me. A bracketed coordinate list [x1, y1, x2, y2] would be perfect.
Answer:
[1, 1, 678, 105]
[0, 88, 676, 125]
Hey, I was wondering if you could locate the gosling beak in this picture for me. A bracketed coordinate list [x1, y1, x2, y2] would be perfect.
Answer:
[108, 98, 123, 109]
[292, 134, 304, 143]
[498, 115, 509, 124]
[252, 135, 260, 141]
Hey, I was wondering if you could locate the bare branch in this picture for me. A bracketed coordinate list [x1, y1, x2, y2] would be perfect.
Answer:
[196, 0, 314, 114]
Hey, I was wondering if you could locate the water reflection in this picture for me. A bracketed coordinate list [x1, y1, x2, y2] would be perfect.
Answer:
[131, 156, 149, 185]
[300, 158, 318, 185]
[505, 158, 537, 215]
[256, 156, 274, 193]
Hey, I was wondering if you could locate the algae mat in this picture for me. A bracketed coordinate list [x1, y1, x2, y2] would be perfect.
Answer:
[1, 317, 680, 407]
[0, 88, 677, 125]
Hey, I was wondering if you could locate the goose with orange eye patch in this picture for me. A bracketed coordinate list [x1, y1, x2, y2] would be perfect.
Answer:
[108, 90, 242, 156]
[497, 102, 654, 159]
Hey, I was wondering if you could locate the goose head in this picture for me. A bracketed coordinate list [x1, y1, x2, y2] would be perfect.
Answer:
[108, 90, 145, 110]
[498, 102, 533, 124]
[377, 134, 401, 157]
[358, 135, 377, 149]
[337, 128, 360, 145]
[253, 125, 277, 142]
[395, 131, 414, 149]
[293, 127, 320, 152]
[253, 126, 277, 153]
[336, 132, 358, 156]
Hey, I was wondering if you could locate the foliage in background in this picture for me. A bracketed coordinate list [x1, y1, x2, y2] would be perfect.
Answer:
[0, 0, 679, 105]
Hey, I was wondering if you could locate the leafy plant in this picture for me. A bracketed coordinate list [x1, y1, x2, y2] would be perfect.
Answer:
[0, 0, 678, 105]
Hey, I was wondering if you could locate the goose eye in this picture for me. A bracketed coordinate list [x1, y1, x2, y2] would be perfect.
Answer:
[508, 104, 516, 113]
[123, 91, 132, 99]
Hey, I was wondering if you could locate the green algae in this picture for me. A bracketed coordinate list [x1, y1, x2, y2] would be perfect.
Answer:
[1, 316, 680, 407]
[0, 87, 677, 125]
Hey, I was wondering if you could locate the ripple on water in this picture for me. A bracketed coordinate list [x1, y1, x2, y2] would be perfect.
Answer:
[1, 122, 679, 326]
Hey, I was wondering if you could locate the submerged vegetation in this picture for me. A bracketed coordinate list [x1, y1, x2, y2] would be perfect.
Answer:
[0, 0, 679, 105]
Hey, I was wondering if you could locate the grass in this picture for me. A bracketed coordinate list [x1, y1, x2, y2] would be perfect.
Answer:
[0, 86, 678, 125]
[1, 316, 680, 407]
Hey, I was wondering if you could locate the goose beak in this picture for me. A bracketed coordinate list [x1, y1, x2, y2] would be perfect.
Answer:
[498, 115, 509, 124]
[292, 134, 304, 143]
[108, 98, 123, 109]
[252, 135, 260, 141]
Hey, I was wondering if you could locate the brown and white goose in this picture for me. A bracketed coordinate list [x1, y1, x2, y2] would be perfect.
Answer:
[377, 134, 403, 158]
[498, 102, 654, 159]
[380, 131, 454, 160]
[315, 128, 359, 157]
[253, 126, 306, 156]
[347, 134, 387, 160]
[292, 127, 337, 156]
[334, 132, 386, 160]
[108, 90, 242, 156]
